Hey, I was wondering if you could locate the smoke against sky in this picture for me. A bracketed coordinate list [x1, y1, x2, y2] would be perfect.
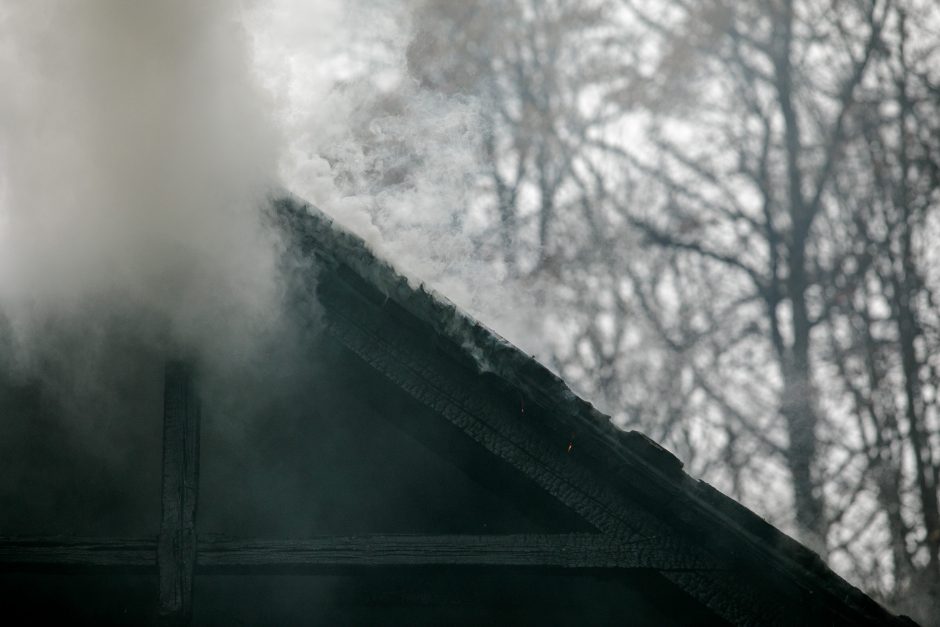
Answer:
[0, 0, 543, 384]
[250, 0, 545, 353]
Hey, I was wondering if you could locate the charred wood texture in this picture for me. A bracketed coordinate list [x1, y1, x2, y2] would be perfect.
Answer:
[158, 362, 200, 624]
[195, 534, 695, 570]
[0, 537, 156, 568]
[0, 534, 691, 571]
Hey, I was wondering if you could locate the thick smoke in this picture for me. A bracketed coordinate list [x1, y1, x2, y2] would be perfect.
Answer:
[0, 1, 283, 383]
[251, 0, 545, 354]
[0, 0, 545, 432]
[0, 0, 553, 570]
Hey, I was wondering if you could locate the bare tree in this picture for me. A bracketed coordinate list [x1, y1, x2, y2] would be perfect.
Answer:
[821, 4, 940, 616]
[598, 0, 940, 620]
[595, 0, 889, 555]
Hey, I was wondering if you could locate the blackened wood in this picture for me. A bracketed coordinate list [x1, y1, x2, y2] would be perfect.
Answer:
[317, 278, 714, 556]
[315, 276, 772, 621]
[0, 534, 705, 571]
[195, 533, 702, 570]
[158, 361, 200, 624]
[278, 194, 915, 627]
[0, 537, 156, 568]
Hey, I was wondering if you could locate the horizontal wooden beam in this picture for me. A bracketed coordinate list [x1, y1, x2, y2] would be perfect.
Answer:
[0, 537, 156, 568]
[196, 533, 686, 570]
[0, 533, 709, 571]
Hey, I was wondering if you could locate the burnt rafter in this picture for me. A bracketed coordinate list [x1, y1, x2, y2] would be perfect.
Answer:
[315, 263, 771, 622]
[274, 193, 916, 627]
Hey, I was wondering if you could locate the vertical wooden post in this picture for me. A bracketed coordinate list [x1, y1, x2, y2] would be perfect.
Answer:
[158, 361, 200, 625]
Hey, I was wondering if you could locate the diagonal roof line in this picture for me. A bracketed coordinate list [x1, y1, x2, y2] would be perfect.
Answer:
[271, 191, 916, 627]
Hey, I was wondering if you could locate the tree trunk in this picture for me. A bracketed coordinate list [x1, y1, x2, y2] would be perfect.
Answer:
[781, 233, 828, 554]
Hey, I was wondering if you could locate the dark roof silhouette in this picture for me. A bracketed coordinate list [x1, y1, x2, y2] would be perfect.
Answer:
[274, 192, 917, 627]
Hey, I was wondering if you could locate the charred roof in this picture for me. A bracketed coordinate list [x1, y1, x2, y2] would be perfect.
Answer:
[274, 192, 917, 627]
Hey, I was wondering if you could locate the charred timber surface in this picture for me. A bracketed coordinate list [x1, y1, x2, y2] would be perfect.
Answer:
[195, 534, 704, 571]
[157, 361, 201, 625]
[273, 194, 917, 627]
[0, 537, 156, 569]
[0, 534, 703, 572]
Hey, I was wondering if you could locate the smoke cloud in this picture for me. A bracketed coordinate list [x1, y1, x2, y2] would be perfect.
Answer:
[0, 1, 283, 381]
[251, 0, 544, 353]
[0, 0, 549, 455]
[0, 0, 553, 576]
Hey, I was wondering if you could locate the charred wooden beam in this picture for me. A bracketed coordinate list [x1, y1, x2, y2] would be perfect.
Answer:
[0, 537, 156, 569]
[0, 534, 713, 572]
[158, 361, 201, 625]
[195, 533, 710, 571]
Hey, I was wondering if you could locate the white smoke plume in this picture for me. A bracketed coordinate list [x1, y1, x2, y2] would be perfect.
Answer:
[252, 0, 544, 353]
[0, 1, 283, 380]
[0, 0, 552, 551]
[0, 0, 542, 399]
